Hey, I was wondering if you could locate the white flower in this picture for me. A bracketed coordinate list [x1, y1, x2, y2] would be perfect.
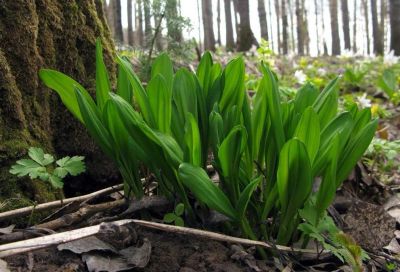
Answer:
[384, 50, 399, 66]
[294, 70, 307, 84]
[317, 68, 327, 76]
[356, 93, 372, 108]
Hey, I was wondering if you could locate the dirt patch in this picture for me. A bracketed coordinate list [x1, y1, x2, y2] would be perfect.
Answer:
[5, 226, 259, 272]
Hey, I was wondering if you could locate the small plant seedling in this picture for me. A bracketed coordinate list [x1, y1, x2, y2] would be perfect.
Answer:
[163, 203, 185, 227]
[10, 147, 86, 189]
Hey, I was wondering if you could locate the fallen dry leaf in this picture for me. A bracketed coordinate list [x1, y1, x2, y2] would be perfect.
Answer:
[58, 236, 118, 254]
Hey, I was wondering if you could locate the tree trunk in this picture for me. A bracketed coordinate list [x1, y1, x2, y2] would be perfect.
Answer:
[302, 0, 310, 55]
[0, 0, 116, 202]
[371, 0, 383, 54]
[268, 0, 275, 50]
[105, 1, 115, 38]
[281, 0, 288, 54]
[153, 0, 164, 51]
[341, 0, 351, 50]
[329, 0, 341, 55]
[288, 0, 295, 52]
[202, 0, 216, 51]
[233, 0, 240, 39]
[390, 0, 400, 55]
[224, 0, 235, 51]
[217, 0, 222, 45]
[275, 0, 282, 54]
[295, 0, 304, 55]
[353, 0, 357, 53]
[314, 0, 320, 55]
[381, 0, 387, 52]
[237, 0, 257, 51]
[127, 0, 134, 46]
[258, 0, 269, 41]
[136, 0, 144, 46]
[322, 0, 328, 55]
[362, 0, 370, 54]
[144, 0, 152, 47]
[166, 0, 183, 45]
[113, 0, 124, 43]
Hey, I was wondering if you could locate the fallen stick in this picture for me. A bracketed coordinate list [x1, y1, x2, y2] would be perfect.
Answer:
[0, 219, 326, 258]
[0, 184, 124, 222]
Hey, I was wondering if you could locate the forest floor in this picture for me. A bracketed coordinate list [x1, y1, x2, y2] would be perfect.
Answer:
[1, 53, 400, 271]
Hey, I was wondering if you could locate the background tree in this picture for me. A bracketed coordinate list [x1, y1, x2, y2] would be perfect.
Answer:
[237, 0, 257, 51]
[217, 0, 222, 45]
[381, 0, 387, 52]
[224, 0, 235, 51]
[258, 0, 269, 41]
[390, 0, 400, 55]
[329, 0, 341, 55]
[202, 0, 216, 51]
[302, 0, 310, 54]
[275, 0, 282, 53]
[296, 0, 304, 55]
[127, 0, 134, 46]
[341, 0, 351, 50]
[281, 0, 288, 54]
[314, 0, 321, 55]
[353, 0, 358, 52]
[136, 0, 144, 46]
[0, 0, 116, 202]
[113, 0, 124, 43]
[362, 0, 371, 54]
[144, 1, 152, 47]
[166, 0, 183, 45]
[371, 0, 384, 54]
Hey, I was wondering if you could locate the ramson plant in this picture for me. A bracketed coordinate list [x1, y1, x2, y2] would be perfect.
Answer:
[39, 40, 377, 255]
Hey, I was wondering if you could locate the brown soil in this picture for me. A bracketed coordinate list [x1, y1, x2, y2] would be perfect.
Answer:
[5, 227, 264, 272]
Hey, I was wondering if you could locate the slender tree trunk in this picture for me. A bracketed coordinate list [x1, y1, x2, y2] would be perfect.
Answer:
[321, 0, 328, 55]
[224, 0, 235, 51]
[275, 0, 282, 54]
[144, 0, 152, 47]
[202, 0, 216, 51]
[288, 0, 295, 52]
[127, 0, 134, 46]
[371, 0, 383, 54]
[268, 0, 275, 50]
[233, 0, 240, 39]
[341, 0, 351, 50]
[281, 0, 288, 54]
[295, 0, 304, 55]
[237, 0, 257, 51]
[353, 0, 357, 53]
[302, 0, 310, 55]
[390, 0, 400, 55]
[113, 0, 124, 43]
[136, 0, 144, 46]
[197, 0, 202, 51]
[258, 0, 269, 40]
[381, 0, 387, 52]
[217, 0, 222, 45]
[313, 0, 320, 55]
[329, 0, 341, 55]
[153, 0, 164, 51]
[362, 0, 370, 54]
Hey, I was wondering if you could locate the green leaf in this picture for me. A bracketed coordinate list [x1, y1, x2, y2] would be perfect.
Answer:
[196, 51, 213, 96]
[151, 53, 174, 91]
[377, 69, 397, 96]
[28, 147, 54, 166]
[294, 83, 319, 114]
[54, 156, 86, 177]
[313, 77, 339, 129]
[293, 107, 320, 164]
[147, 74, 172, 133]
[163, 213, 176, 223]
[178, 163, 237, 220]
[39, 69, 96, 123]
[184, 113, 202, 166]
[174, 203, 185, 216]
[174, 217, 184, 227]
[116, 57, 133, 103]
[95, 38, 111, 109]
[236, 176, 262, 221]
[48, 174, 64, 189]
[10, 159, 46, 178]
[251, 76, 268, 161]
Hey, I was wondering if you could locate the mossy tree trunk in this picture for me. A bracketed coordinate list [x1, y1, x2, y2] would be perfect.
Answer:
[0, 0, 117, 207]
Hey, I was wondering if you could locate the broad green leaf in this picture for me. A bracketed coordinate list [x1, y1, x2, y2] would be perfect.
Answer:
[294, 83, 319, 114]
[173, 68, 198, 121]
[209, 109, 224, 151]
[49, 174, 64, 189]
[175, 217, 184, 226]
[294, 107, 320, 164]
[9, 159, 46, 178]
[163, 213, 176, 223]
[147, 74, 172, 133]
[39, 69, 95, 123]
[219, 57, 246, 114]
[377, 69, 397, 96]
[178, 163, 237, 220]
[337, 119, 378, 184]
[151, 53, 174, 91]
[184, 113, 202, 166]
[116, 58, 133, 103]
[251, 76, 268, 159]
[196, 51, 213, 96]
[174, 203, 185, 216]
[95, 38, 111, 109]
[54, 156, 86, 177]
[28, 147, 54, 166]
[313, 77, 339, 129]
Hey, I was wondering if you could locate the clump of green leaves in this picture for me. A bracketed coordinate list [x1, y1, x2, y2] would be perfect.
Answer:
[163, 203, 185, 226]
[10, 147, 85, 189]
[343, 66, 367, 87]
[378, 68, 400, 105]
[39, 40, 377, 266]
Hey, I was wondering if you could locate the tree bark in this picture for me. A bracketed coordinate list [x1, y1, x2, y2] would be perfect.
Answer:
[371, 0, 383, 54]
[281, 0, 288, 54]
[295, 0, 304, 55]
[136, 0, 144, 46]
[144, 0, 152, 47]
[329, 0, 341, 55]
[288, 0, 295, 52]
[0, 0, 117, 202]
[390, 0, 400, 55]
[302, 0, 310, 55]
[127, 0, 134, 46]
[268, 0, 275, 50]
[224, 0, 235, 51]
[321, 0, 328, 55]
[314, 0, 320, 55]
[275, 0, 282, 54]
[381, 0, 387, 52]
[237, 0, 257, 51]
[113, 0, 124, 43]
[202, 0, 216, 51]
[362, 0, 370, 54]
[341, 0, 351, 50]
[258, 0, 269, 41]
